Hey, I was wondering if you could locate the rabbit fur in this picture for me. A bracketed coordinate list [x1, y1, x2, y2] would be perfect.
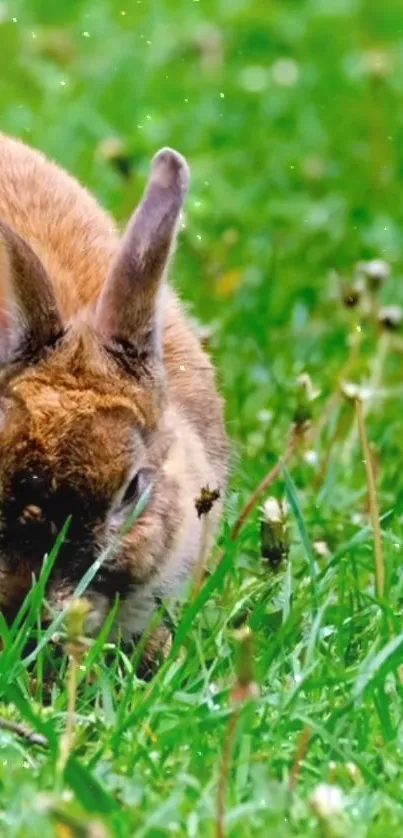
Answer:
[0, 133, 227, 650]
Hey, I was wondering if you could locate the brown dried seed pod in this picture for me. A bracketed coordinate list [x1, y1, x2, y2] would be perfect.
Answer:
[378, 304, 403, 331]
[341, 284, 361, 308]
[260, 496, 289, 569]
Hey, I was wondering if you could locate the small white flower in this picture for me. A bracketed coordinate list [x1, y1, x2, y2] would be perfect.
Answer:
[303, 449, 318, 467]
[359, 258, 390, 280]
[296, 373, 320, 401]
[257, 408, 273, 425]
[272, 58, 299, 86]
[311, 783, 345, 819]
[346, 761, 362, 784]
[262, 496, 288, 523]
[313, 540, 331, 559]
[262, 496, 282, 523]
[341, 381, 372, 401]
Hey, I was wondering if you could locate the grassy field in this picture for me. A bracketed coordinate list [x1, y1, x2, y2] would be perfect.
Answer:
[1, 0, 403, 834]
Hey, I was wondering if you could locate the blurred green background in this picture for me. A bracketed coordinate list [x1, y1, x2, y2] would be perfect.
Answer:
[2, 2, 403, 835]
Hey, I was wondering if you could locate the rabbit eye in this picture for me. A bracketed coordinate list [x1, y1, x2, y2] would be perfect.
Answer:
[120, 469, 150, 508]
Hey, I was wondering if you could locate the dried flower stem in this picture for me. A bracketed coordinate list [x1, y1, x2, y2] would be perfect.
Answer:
[289, 726, 311, 791]
[230, 428, 297, 542]
[0, 716, 47, 748]
[389, 334, 403, 355]
[216, 628, 259, 838]
[343, 331, 389, 463]
[192, 512, 214, 599]
[216, 706, 240, 838]
[311, 325, 362, 445]
[66, 654, 78, 750]
[355, 397, 385, 598]
[212, 427, 298, 570]
[57, 650, 79, 774]
[57, 598, 90, 775]
[313, 409, 346, 490]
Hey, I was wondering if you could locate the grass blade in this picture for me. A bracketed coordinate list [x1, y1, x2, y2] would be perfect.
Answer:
[283, 466, 318, 609]
[354, 632, 403, 700]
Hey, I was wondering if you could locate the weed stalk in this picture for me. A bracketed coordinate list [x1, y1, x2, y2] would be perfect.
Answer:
[57, 598, 90, 776]
[355, 397, 385, 598]
[216, 627, 259, 838]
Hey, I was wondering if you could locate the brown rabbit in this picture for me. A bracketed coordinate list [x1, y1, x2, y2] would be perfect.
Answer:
[0, 132, 227, 658]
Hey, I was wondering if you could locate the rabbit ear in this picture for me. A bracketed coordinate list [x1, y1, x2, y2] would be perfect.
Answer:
[95, 147, 189, 358]
[0, 221, 62, 366]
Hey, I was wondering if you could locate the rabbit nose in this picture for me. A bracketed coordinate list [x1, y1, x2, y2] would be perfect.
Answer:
[19, 504, 44, 524]
[18, 504, 59, 539]
[9, 513, 56, 564]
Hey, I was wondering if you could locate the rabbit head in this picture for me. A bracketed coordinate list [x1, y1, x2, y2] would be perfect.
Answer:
[0, 149, 195, 633]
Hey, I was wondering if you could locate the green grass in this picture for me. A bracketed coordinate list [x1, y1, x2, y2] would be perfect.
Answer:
[1, 0, 403, 834]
